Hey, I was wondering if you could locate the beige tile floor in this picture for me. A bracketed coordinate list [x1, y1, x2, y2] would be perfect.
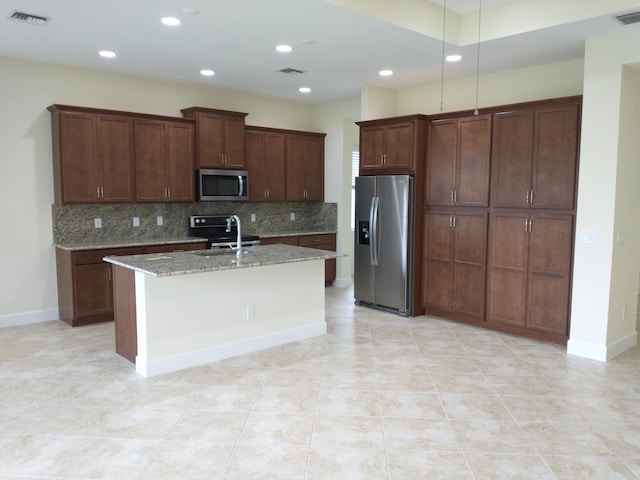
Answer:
[1, 285, 639, 479]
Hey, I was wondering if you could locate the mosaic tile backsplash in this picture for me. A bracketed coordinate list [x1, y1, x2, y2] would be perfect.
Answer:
[52, 202, 337, 245]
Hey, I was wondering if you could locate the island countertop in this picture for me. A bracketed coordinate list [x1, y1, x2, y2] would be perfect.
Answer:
[103, 243, 341, 277]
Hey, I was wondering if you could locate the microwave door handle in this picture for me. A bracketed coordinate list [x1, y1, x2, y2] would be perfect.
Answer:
[238, 175, 245, 197]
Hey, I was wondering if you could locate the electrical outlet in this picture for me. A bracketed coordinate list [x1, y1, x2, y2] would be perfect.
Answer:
[290, 212, 296, 221]
[94, 217, 102, 229]
[250, 213, 256, 222]
[622, 305, 627, 319]
[132, 216, 140, 227]
[246, 304, 255, 319]
[156, 215, 164, 226]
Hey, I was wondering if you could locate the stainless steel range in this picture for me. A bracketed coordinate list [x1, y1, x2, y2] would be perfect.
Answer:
[188, 214, 260, 248]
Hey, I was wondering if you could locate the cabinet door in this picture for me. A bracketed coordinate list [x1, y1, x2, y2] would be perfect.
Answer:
[264, 132, 286, 201]
[491, 110, 534, 208]
[527, 214, 573, 335]
[360, 125, 386, 171]
[453, 212, 487, 319]
[165, 122, 195, 201]
[75, 263, 113, 320]
[303, 135, 324, 201]
[456, 115, 491, 207]
[222, 116, 247, 169]
[195, 113, 224, 168]
[59, 112, 99, 203]
[134, 119, 166, 201]
[246, 130, 267, 200]
[97, 115, 135, 202]
[531, 104, 579, 209]
[423, 211, 454, 311]
[426, 119, 457, 205]
[286, 134, 306, 201]
[384, 122, 415, 170]
[486, 212, 530, 327]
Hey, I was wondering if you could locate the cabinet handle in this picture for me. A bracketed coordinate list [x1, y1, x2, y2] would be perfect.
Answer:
[525, 190, 530, 203]
[524, 218, 528, 231]
[452, 215, 456, 228]
[528, 218, 533, 232]
[530, 190, 534, 204]
[96, 186, 100, 199]
[449, 215, 453, 228]
[221, 153, 226, 165]
[167, 187, 171, 198]
[107, 267, 112, 281]
[453, 190, 457, 203]
[450, 190, 454, 202]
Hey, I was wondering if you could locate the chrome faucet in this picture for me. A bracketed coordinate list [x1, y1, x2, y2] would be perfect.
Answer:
[226, 215, 243, 258]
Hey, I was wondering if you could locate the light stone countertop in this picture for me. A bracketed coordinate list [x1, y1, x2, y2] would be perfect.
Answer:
[103, 243, 342, 277]
[55, 237, 207, 251]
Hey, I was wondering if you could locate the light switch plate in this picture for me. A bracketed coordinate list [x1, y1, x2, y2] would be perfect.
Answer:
[579, 230, 599, 244]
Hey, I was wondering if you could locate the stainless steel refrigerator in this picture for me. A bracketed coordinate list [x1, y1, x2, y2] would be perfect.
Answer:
[354, 174, 414, 316]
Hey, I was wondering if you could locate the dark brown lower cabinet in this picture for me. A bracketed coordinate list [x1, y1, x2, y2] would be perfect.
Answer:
[423, 210, 487, 321]
[486, 212, 573, 341]
[56, 242, 206, 327]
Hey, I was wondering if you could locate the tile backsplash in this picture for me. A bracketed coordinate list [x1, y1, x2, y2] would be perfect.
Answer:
[52, 202, 337, 244]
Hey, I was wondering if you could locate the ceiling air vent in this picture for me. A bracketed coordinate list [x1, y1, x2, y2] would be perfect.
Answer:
[616, 11, 640, 25]
[276, 67, 306, 75]
[7, 10, 50, 26]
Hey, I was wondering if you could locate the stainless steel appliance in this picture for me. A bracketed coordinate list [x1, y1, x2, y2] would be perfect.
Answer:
[354, 175, 414, 316]
[196, 169, 249, 201]
[189, 214, 260, 248]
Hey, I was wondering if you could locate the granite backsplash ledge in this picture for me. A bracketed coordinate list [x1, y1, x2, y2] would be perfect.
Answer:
[52, 202, 338, 244]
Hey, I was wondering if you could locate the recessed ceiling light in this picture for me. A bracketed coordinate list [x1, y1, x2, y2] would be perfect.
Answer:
[161, 16, 181, 26]
[299, 87, 311, 93]
[275, 44, 293, 53]
[379, 70, 393, 77]
[446, 54, 462, 62]
[200, 69, 215, 76]
[99, 50, 116, 58]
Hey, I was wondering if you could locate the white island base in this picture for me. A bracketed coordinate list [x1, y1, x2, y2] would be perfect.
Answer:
[112, 258, 327, 377]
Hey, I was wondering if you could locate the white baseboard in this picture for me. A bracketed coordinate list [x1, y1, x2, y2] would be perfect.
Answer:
[136, 321, 327, 377]
[332, 276, 353, 288]
[567, 330, 638, 361]
[0, 308, 59, 328]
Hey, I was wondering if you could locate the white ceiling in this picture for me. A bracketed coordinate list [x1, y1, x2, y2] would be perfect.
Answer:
[1, 0, 639, 103]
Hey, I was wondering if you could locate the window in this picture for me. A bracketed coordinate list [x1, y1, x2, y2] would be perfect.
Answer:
[351, 148, 360, 230]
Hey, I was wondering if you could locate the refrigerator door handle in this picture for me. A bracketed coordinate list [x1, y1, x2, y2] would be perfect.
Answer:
[370, 196, 380, 266]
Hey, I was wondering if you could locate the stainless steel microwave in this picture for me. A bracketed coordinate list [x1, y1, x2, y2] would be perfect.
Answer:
[196, 169, 248, 201]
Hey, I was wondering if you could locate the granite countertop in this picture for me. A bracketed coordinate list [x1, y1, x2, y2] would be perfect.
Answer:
[55, 237, 207, 251]
[55, 231, 336, 251]
[258, 230, 337, 238]
[103, 243, 342, 277]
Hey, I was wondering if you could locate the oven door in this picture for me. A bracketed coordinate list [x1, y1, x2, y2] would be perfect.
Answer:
[197, 169, 248, 201]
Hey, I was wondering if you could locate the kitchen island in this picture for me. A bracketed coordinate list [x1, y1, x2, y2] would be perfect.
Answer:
[104, 244, 340, 377]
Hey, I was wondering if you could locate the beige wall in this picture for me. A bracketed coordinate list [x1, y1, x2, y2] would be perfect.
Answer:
[0, 56, 323, 323]
[569, 28, 640, 360]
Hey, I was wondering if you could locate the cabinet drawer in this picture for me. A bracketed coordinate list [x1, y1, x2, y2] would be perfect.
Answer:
[261, 236, 299, 246]
[299, 233, 336, 250]
[72, 247, 145, 265]
[146, 242, 206, 253]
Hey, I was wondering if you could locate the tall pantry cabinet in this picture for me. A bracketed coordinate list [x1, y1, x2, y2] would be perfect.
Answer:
[423, 97, 581, 345]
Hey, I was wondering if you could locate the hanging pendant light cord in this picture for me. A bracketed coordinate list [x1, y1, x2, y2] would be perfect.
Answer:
[474, 0, 482, 115]
[440, 0, 447, 112]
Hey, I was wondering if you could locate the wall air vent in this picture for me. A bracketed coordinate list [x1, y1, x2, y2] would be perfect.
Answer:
[7, 10, 49, 26]
[615, 11, 640, 25]
[276, 67, 306, 75]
